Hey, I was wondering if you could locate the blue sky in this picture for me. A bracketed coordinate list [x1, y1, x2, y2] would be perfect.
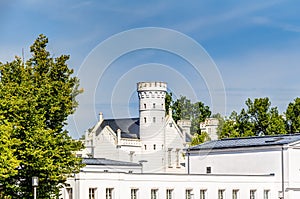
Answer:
[1, 0, 300, 138]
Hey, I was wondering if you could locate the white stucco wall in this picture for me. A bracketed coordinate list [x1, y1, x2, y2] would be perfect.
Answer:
[189, 146, 283, 178]
[61, 171, 279, 199]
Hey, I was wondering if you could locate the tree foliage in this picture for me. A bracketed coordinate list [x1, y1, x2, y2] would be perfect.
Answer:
[218, 97, 287, 138]
[191, 131, 210, 146]
[286, 98, 300, 133]
[0, 35, 84, 198]
[165, 94, 211, 135]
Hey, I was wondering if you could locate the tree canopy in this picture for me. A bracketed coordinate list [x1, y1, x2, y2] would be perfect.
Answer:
[286, 97, 300, 133]
[165, 94, 211, 135]
[0, 35, 84, 198]
[218, 97, 287, 138]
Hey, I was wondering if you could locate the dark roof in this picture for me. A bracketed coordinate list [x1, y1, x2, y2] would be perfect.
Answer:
[95, 118, 140, 138]
[189, 134, 300, 151]
[83, 158, 141, 166]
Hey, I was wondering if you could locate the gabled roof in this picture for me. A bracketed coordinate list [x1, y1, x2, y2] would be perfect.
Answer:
[95, 118, 140, 139]
[83, 158, 141, 166]
[189, 134, 300, 151]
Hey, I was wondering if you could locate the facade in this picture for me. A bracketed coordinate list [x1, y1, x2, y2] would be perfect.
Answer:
[188, 134, 300, 198]
[62, 134, 300, 199]
[83, 82, 191, 173]
[62, 166, 275, 199]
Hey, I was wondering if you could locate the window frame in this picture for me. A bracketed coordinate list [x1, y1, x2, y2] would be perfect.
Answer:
[263, 190, 270, 199]
[218, 189, 225, 199]
[185, 189, 193, 199]
[166, 189, 173, 199]
[66, 187, 73, 199]
[200, 189, 206, 199]
[106, 188, 113, 199]
[131, 188, 138, 199]
[151, 189, 158, 199]
[250, 189, 256, 199]
[232, 189, 239, 199]
[89, 188, 97, 199]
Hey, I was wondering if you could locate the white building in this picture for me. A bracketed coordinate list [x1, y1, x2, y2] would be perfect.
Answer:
[188, 133, 300, 199]
[62, 134, 300, 199]
[199, 118, 219, 140]
[65, 81, 300, 199]
[83, 82, 191, 173]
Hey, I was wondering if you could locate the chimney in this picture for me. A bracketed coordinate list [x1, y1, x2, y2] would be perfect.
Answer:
[117, 129, 121, 146]
[99, 112, 103, 122]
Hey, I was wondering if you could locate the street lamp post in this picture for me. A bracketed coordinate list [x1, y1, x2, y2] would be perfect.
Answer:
[32, 176, 39, 199]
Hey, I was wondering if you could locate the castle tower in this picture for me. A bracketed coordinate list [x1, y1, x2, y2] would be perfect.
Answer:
[137, 82, 167, 150]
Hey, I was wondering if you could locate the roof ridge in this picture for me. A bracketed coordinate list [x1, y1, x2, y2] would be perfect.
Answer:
[104, 117, 139, 121]
[220, 133, 300, 141]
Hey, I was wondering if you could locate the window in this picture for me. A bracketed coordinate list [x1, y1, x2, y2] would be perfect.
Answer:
[144, 145, 147, 150]
[206, 167, 211, 174]
[218, 189, 225, 199]
[250, 190, 256, 199]
[106, 188, 113, 199]
[153, 103, 156, 108]
[144, 104, 146, 109]
[131, 189, 138, 199]
[233, 189, 239, 199]
[168, 149, 172, 167]
[166, 189, 173, 199]
[153, 117, 156, 123]
[185, 189, 192, 199]
[200, 190, 206, 199]
[144, 117, 147, 123]
[66, 188, 73, 199]
[176, 149, 180, 167]
[89, 188, 96, 199]
[264, 190, 269, 199]
[153, 144, 156, 150]
[151, 189, 158, 199]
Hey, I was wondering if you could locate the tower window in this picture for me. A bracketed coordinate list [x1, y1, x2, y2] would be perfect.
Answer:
[144, 104, 146, 109]
[153, 144, 156, 150]
[153, 117, 156, 123]
[144, 145, 147, 150]
[144, 117, 147, 123]
[153, 103, 156, 108]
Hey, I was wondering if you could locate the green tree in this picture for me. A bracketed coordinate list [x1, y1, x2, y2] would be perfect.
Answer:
[165, 92, 173, 116]
[286, 98, 300, 133]
[0, 35, 84, 198]
[191, 131, 210, 146]
[219, 97, 287, 138]
[168, 95, 211, 135]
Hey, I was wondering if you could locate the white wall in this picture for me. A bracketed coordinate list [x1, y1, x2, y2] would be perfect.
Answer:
[62, 171, 279, 199]
[189, 146, 282, 178]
